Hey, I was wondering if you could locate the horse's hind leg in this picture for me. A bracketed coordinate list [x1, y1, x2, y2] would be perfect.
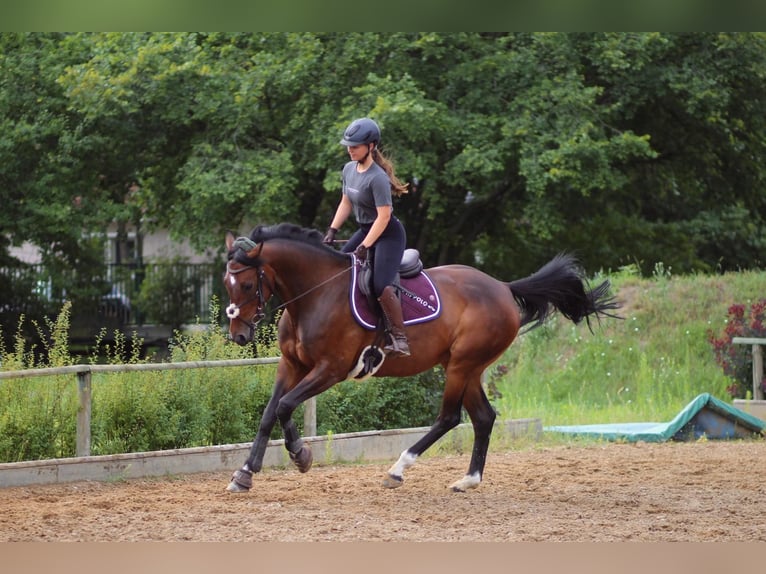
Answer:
[382, 375, 464, 488]
[448, 379, 496, 492]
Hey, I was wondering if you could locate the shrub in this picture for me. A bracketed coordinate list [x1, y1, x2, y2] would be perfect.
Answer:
[707, 299, 766, 398]
[134, 257, 198, 331]
[316, 367, 445, 435]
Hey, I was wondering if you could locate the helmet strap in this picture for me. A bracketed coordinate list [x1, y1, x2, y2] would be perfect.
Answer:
[359, 143, 374, 165]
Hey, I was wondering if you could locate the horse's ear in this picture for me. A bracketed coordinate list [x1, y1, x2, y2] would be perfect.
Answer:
[225, 231, 236, 251]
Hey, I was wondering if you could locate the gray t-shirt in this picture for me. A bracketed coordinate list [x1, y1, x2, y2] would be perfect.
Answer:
[342, 161, 392, 225]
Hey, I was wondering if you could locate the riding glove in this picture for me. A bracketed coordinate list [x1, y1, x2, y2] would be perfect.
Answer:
[354, 244, 369, 260]
[322, 227, 338, 245]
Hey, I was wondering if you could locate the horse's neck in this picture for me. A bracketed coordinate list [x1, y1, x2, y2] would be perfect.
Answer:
[267, 242, 347, 305]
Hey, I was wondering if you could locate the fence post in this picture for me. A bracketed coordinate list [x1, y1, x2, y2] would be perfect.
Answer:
[76, 370, 92, 457]
[753, 344, 764, 400]
[304, 397, 317, 437]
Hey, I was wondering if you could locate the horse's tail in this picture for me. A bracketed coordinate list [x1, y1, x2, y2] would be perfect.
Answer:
[508, 253, 621, 333]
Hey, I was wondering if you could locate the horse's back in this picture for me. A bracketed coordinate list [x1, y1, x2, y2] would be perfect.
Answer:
[425, 264, 521, 336]
[426, 264, 511, 302]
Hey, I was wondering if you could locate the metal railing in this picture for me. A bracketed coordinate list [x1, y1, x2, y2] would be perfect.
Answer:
[1, 262, 226, 327]
[0, 357, 320, 458]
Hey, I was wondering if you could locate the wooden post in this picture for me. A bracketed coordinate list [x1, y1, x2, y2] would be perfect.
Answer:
[76, 371, 92, 457]
[753, 343, 764, 400]
[304, 397, 317, 437]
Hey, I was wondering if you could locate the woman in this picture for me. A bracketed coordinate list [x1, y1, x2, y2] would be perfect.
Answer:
[323, 117, 411, 357]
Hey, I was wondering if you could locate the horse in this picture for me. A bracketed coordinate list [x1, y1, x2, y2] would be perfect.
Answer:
[223, 222, 619, 493]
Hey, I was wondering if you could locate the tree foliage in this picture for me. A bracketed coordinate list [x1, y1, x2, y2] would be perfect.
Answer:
[2, 32, 766, 285]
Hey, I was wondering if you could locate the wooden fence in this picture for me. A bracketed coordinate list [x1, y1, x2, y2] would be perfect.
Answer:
[732, 337, 766, 400]
[0, 357, 323, 458]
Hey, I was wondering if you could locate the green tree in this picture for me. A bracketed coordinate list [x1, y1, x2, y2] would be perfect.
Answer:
[3, 32, 766, 294]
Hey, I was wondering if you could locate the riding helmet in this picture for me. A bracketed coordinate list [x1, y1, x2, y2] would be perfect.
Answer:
[340, 118, 381, 146]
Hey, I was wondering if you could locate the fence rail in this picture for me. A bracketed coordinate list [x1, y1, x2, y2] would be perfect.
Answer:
[0, 357, 321, 458]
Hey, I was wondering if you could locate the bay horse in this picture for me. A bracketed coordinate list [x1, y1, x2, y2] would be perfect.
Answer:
[223, 223, 618, 493]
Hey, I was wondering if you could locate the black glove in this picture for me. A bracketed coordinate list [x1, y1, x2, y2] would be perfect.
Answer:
[354, 244, 369, 260]
[322, 227, 338, 245]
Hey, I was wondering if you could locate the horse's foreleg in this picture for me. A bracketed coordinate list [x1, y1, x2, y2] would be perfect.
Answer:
[227, 383, 285, 493]
[282, 418, 313, 473]
[448, 381, 496, 493]
[275, 366, 340, 474]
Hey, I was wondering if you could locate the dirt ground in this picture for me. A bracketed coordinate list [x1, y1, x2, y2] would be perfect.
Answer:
[1, 440, 765, 542]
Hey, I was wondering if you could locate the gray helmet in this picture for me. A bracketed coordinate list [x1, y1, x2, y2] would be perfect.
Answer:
[340, 118, 381, 146]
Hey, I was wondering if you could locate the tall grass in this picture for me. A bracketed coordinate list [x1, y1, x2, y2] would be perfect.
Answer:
[492, 265, 766, 426]
[0, 299, 280, 461]
[0, 303, 80, 461]
[87, 303, 284, 456]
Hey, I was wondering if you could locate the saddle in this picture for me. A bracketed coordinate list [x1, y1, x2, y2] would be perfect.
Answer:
[357, 248, 423, 298]
[349, 248, 441, 331]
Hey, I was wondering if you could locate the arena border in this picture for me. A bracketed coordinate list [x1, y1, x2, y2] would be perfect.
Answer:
[0, 418, 541, 488]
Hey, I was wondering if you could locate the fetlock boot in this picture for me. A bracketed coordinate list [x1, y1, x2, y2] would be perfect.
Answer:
[377, 285, 411, 357]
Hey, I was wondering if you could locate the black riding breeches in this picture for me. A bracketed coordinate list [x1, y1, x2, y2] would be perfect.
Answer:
[342, 217, 406, 297]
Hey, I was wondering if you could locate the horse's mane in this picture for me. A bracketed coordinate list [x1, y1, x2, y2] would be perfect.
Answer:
[249, 223, 324, 245]
[231, 222, 348, 266]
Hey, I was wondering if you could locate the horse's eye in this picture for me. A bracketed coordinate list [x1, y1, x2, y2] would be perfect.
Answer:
[242, 282, 254, 292]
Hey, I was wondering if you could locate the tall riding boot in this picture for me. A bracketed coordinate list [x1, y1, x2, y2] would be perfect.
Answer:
[377, 285, 411, 357]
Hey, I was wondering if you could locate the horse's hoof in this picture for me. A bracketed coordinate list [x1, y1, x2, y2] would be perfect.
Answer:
[381, 474, 404, 489]
[227, 480, 250, 493]
[227, 468, 252, 493]
[449, 472, 481, 493]
[289, 445, 313, 473]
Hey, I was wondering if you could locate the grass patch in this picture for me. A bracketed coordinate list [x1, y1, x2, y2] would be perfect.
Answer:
[492, 266, 766, 427]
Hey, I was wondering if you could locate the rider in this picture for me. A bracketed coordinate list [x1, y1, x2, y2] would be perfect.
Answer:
[323, 117, 411, 357]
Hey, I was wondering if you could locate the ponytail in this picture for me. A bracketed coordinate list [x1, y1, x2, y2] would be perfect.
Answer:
[372, 148, 409, 197]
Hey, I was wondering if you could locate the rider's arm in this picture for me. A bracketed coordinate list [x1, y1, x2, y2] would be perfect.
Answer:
[330, 194, 353, 230]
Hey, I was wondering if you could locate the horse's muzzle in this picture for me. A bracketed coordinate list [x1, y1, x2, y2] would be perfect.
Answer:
[229, 319, 257, 346]
[232, 332, 251, 346]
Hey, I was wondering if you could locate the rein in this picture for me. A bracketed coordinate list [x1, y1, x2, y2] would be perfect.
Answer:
[268, 265, 352, 312]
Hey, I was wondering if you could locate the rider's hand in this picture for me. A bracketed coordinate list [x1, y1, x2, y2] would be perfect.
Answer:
[354, 244, 369, 260]
[322, 227, 338, 245]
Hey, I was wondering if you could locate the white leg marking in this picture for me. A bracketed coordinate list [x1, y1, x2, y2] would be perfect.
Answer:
[387, 450, 418, 479]
[449, 471, 482, 492]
